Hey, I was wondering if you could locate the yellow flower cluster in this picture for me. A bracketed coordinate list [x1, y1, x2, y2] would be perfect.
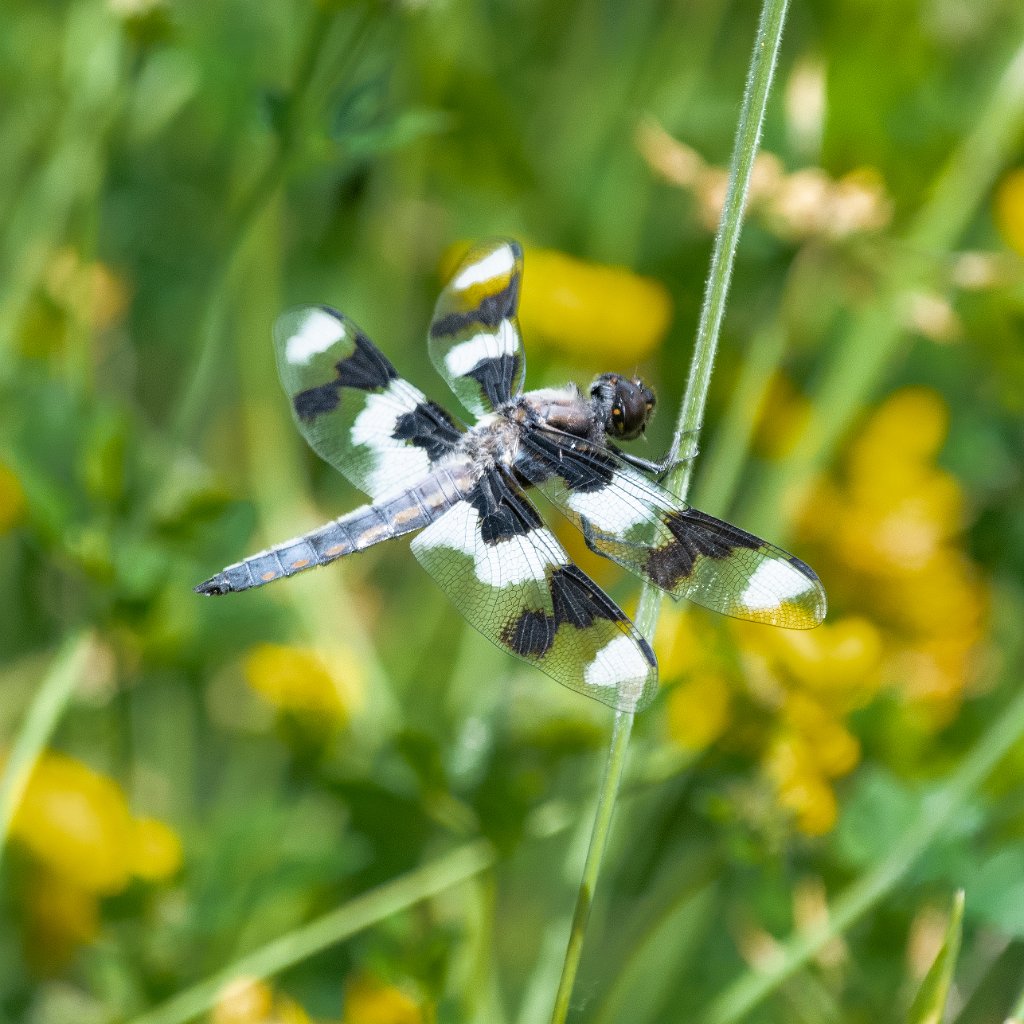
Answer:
[441, 242, 672, 362]
[803, 388, 986, 724]
[244, 643, 361, 724]
[209, 973, 423, 1024]
[662, 387, 985, 835]
[343, 974, 423, 1024]
[637, 117, 893, 240]
[9, 751, 182, 966]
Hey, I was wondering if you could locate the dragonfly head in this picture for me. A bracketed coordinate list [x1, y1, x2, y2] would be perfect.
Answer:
[590, 373, 656, 441]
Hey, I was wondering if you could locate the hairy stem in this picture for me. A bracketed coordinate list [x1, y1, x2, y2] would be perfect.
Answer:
[547, 1, 791, 1020]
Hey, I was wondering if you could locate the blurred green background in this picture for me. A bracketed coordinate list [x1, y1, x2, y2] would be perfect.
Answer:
[3, 0, 1024, 1022]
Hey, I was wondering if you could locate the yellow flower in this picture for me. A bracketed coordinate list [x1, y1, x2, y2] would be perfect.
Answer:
[759, 616, 883, 696]
[244, 644, 359, 723]
[781, 694, 860, 778]
[344, 974, 423, 1024]
[441, 242, 672, 362]
[994, 166, 1024, 256]
[131, 817, 183, 881]
[10, 752, 182, 895]
[12, 753, 136, 894]
[0, 462, 26, 534]
[666, 672, 732, 751]
[796, 386, 988, 733]
[775, 769, 838, 837]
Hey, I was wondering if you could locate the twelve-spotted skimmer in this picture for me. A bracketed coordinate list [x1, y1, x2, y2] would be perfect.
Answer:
[197, 240, 826, 713]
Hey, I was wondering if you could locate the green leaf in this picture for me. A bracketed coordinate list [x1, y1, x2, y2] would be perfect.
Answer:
[907, 890, 964, 1024]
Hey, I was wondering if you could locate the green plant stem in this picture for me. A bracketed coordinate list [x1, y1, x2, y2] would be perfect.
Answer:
[0, 631, 94, 877]
[549, 710, 634, 1024]
[126, 839, 494, 1024]
[547, 1, 791, 1021]
[703, 685, 1024, 1024]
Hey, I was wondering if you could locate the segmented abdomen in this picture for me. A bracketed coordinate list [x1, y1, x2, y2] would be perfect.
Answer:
[195, 462, 475, 595]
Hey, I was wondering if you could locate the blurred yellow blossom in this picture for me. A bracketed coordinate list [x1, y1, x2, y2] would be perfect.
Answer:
[441, 241, 672, 362]
[12, 753, 136, 894]
[244, 643, 361, 723]
[765, 734, 839, 835]
[8, 751, 182, 966]
[666, 672, 732, 751]
[662, 385, 986, 834]
[343, 974, 422, 1024]
[994, 166, 1024, 256]
[130, 816, 184, 881]
[0, 462, 26, 533]
[11, 752, 182, 892]
[212, 977, 313, 1024]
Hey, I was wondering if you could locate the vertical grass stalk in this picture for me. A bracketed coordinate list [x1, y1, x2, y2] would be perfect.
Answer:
[547, 1, 791, 1020]
[0, 631, 94, 877]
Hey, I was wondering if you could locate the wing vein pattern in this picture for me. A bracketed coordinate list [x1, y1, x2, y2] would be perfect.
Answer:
[410, 466, 657, 712]
[519, 429, 827, 629]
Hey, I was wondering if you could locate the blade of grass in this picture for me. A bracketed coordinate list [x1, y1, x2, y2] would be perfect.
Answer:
[125, 839, 495, 1024]
[547, 1, 791, 1020]
[907, 890, 965, 1024]
[702, 685, 1024, 1024]
[0, 630, 95, 877]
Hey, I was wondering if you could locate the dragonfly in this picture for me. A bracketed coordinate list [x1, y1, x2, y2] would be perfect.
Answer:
[196, 239, 826, 713]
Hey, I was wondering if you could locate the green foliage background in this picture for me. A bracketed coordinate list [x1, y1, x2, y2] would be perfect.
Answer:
[2, 0, 1024, 1022]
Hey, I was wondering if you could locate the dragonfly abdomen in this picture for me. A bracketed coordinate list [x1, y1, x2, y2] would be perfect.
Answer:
[194, 463, 475, 596]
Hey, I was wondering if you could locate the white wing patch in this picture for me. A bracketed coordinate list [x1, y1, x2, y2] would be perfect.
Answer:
[443, 321, 519, 378]
[740, 558, 816, 611]
[284, 308, 347, 366]
[451, 245, 516, 291]
[583, 634, 654, 706]
[566, 468, 654, 532]
[412, 500, 556, 588]
[350, 382, 433, 500]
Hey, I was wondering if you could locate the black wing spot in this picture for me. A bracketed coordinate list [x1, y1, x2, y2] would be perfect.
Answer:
[292, 320, 398, 423]
[468, 469, 542, 545]
[392, 401, 462, 462]
[464, 354, 521, 410]
[335, 328, 398, 390]
[500, 565, 634, 661]
[429, 275, 521, 338]
[550, 565, 626, 629]
[502, 609, 557, 657]
[294, 380, 342, 421]
[645, 509, 761, 589]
